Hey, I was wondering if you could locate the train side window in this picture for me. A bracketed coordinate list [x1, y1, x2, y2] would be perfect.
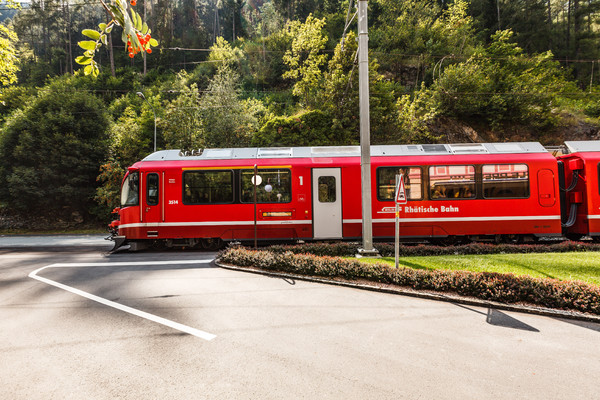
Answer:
[146, 173, 159, 206]
[429, 165, 475, 200]
[318, 176, 336, 203]
[121, 171, 139, 207]
[241, 169, 291, 203]
[377, 167, 422, 201]
[183, 170, 233, 204]
[482, 164, 529, 199]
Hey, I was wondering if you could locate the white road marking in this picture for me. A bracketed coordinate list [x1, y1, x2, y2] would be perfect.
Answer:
[28, 260, 217, 341]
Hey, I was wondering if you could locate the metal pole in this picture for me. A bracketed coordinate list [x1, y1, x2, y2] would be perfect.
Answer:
[395, 175, 400, 269]
[136, 91, 157, 153]
[357, 0, 377, 256]
[254, 164, 258, 249]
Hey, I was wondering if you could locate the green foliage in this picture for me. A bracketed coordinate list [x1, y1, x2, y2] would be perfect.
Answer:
[94, 158, 125, 217]
[253, 109, 339, 147]
[372, 0, 476, 65]
[0, 77, 110, 219]
[0, 24, 18, 91]
[110, 106, 152, 166]
[319, 31, 402, 145]
[401, 30, 574, 131]
[282, 15, 328, 107]
[396, 85, 441, 143]
[161, 81, 203, 151]
[199, 65, 261, 148]
[208, 37, 245, 69]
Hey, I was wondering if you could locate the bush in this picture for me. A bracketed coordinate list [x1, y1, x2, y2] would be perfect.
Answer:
[218, 247, 600, 315]
[262, 241, 600, 258]
[252, 109, 342, 147]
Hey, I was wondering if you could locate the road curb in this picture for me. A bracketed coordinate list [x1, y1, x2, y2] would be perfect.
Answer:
[215, 261, 600, 324]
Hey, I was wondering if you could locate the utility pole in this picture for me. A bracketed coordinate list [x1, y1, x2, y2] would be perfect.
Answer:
[357, 0, 378, 257]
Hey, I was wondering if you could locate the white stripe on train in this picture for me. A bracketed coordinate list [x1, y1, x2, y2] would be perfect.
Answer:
[118, 215, 561, 230]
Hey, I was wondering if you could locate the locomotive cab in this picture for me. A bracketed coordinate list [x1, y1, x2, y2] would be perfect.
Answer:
[109, 169, 140, 250]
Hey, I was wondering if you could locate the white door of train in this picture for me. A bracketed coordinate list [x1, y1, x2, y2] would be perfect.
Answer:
[312, 168, 343, 239]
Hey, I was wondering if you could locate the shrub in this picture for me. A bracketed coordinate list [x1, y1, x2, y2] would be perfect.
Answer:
[218, 247, 600, 315]
[252, 109, 341, 147]
[262, 241, 600, 258]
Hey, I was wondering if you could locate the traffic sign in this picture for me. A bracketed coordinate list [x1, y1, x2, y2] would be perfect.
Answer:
[395, 174, 407, 204]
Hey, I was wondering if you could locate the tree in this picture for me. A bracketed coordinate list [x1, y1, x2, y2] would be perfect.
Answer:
[282, 15, 328, 107]
[0, 25, 18, 93]
[320, 31, 401, 144]
[199, 64, 260, 147]
[0, 1, 19, 101]
[402, 30, 573, 132]
[0, 76, 110, 219]
[161, 81, 204, 151]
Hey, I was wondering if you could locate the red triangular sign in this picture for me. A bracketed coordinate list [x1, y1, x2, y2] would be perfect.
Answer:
[396, 175, 407, 204]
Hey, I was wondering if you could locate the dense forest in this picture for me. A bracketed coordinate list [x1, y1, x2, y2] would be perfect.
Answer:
[1, 0, 600, 227]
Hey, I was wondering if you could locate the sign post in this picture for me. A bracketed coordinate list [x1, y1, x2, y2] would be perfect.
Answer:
[395, 174, 407, 269]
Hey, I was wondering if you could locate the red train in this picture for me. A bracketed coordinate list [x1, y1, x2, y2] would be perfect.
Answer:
[109, 141, 600, 250]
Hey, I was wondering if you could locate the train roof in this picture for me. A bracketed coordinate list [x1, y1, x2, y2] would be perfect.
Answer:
[142, 142, 549, 162]
[564, 141, 600, 153]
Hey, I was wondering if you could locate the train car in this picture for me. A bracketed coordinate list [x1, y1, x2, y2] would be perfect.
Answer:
[110, 142, 563, 250]
[558, 141, 600, 241]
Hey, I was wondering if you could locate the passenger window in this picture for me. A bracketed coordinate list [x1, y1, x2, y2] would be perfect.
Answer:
[183, 170, 233, 204]
[483, 164, 529, 198]
[377, 167, 422, 201]
[318, 176, 336, 203]
[429, 165, 475, 199]
[146, 173, 159, 206]
[241, 169, 292, 203]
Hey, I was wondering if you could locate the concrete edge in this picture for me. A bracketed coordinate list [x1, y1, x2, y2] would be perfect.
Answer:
[215, 261, 600, 324]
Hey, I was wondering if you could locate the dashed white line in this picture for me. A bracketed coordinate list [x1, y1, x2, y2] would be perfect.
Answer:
[28, 260, 217, 341]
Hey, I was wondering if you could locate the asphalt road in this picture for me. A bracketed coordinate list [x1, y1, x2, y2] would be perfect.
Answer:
[1, 235, 599, 399]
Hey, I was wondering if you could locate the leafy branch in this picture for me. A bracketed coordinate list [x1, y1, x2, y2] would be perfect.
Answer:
[76, 0, 159, 77]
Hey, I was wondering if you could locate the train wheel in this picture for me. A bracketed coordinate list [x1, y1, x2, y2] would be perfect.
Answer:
[502, 234, 523, 244]
[430, 237, 456, 246]
[566, 233, 583, 241]
[201, 238, 223, 250]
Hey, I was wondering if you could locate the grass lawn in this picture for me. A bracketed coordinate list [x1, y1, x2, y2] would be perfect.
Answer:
[359, 252, 600, 286]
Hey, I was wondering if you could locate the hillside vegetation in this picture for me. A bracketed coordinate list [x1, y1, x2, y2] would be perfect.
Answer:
[1, 0, 600, 225]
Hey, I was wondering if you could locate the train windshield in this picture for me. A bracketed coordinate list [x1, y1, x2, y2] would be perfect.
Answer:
[121, 171, 139, 207]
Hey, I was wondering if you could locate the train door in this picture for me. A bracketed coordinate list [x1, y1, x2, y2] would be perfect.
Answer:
[537, 169, 556, 207]
[143, 172, 161, 237]
[312, 168, 342, 239]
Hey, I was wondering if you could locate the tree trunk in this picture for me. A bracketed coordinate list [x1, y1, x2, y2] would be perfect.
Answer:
[65, 0, 73, 74]
[496, 0, 501, 30]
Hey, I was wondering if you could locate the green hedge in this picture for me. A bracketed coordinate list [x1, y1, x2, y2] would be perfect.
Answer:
[218, 247, 600, 315]
[263, 241, 600, 258]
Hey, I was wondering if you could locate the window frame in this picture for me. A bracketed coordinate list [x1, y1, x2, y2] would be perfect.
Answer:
[318, 175, 337, 203]
[146, 173, 159, 206]
[240, 168, 292, 204]
[428, 164, 476, 201]
[482, 163, 530, 200]
[376, 166, 423, 202]
[182, 169, 234, 205]
[120, 171, 140, 207]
